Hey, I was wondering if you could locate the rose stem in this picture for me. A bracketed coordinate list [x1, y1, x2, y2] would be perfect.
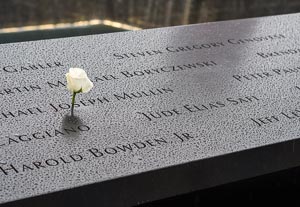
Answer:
[71, 92, 76, 116]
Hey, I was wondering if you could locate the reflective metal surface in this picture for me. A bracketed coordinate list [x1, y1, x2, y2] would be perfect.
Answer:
[1, 13, 300, 206]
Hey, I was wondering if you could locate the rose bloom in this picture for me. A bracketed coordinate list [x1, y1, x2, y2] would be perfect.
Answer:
[66, 68, 93, 93]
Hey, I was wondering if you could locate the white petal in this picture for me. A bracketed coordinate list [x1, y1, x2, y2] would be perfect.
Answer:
[69, 68, 87, 79]
[66, 73, 74, 92]
[65, 67, 94, 93]
[81, 78, 94, 93]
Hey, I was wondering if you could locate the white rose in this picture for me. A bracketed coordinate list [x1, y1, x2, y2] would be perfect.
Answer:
[66, 68, 94, 93]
